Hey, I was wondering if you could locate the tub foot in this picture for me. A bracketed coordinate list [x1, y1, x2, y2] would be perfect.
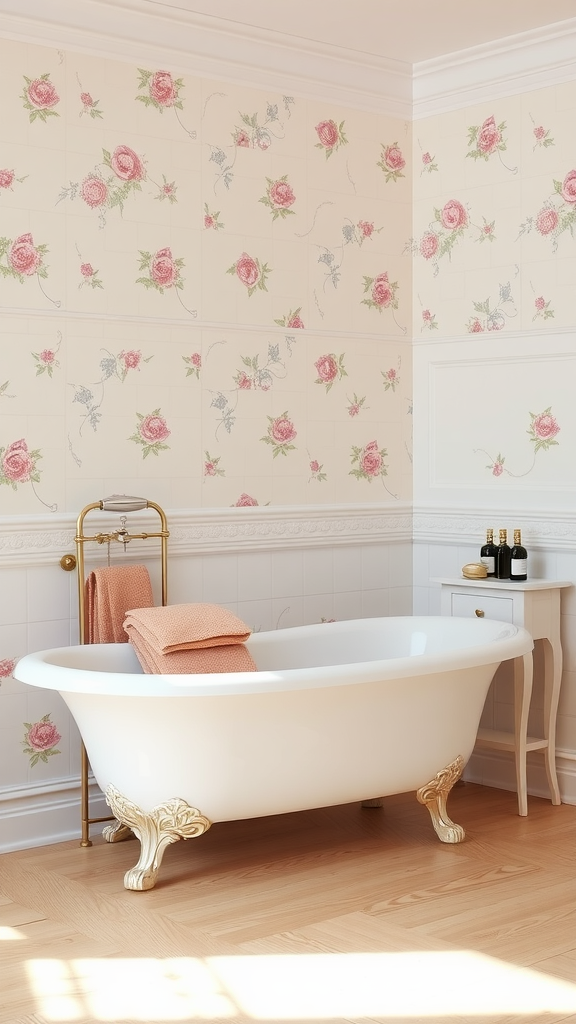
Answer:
[105, 785, 211, 891]
[416, 755, 465, 844]
[361, 798, 384, 807]
[102, 820, 135, 844]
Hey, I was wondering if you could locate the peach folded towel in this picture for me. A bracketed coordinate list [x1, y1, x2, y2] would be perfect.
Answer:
[85, 565, 154, 644]
[125, 623, 256, 675]
[122, 602, 251, 654]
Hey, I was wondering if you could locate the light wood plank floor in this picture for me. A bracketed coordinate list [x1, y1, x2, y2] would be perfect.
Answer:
[2, 783, 576, 1024]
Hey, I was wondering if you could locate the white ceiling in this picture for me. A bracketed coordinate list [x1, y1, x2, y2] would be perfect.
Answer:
[145, 0, 576, 64]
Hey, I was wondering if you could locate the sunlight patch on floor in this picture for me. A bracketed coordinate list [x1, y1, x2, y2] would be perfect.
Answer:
[0, 925, 26, 939]
[26, 949, 576, 1021]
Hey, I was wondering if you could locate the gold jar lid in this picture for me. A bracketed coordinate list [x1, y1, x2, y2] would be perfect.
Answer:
[462, 562, 488, 580]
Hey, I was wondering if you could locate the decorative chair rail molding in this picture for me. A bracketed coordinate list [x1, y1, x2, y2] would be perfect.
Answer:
[0, 503, 413, 568]
[1, 1, 576, 119]
[414, 506, 576, 550]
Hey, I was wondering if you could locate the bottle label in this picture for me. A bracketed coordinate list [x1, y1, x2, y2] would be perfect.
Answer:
[510, 558, 527, 576]
[480, 556, 495, 573]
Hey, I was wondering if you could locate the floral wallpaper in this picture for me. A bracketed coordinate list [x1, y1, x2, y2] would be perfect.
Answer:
[0, 38, 413, 518]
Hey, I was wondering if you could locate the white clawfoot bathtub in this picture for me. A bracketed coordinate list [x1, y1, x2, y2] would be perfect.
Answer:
[16, 615, 532, 891]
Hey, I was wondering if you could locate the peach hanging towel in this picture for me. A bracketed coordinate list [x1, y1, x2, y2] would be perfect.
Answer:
[85, 564, 154, 644]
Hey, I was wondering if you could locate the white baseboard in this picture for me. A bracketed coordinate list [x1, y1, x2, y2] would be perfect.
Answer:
[464, 748, 576, 808]
[0, 777, 108, 853]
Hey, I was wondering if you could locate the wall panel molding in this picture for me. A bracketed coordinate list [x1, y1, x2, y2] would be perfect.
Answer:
[0, 503, 413, 569]
[414, 505, 576, 550]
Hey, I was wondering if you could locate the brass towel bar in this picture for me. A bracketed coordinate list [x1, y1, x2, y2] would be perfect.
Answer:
[67, 495, 169, 847]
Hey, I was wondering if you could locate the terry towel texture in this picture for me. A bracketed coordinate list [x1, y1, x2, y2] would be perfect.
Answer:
[123, 602, 251, 653]
[84, 564, 154, 644]
[123, 602, 256, 674]
[125, 624, 256, 675]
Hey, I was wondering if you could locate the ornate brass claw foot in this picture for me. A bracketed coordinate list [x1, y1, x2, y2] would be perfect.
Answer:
[105, 785, 212, 891]
[416, 754, 465, 844]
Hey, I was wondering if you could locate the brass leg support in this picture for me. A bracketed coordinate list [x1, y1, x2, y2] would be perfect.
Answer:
[416, 754, 465, 843]
[105, 785, 211, 891]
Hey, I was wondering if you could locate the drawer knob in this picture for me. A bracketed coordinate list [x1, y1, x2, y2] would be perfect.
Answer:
[475, 609, 485, 618]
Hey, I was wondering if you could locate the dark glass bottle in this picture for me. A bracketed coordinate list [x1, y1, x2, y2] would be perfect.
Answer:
[510, 528, 528, 581]
[496, 529, 511, 579]
[480, 528, 497, 577]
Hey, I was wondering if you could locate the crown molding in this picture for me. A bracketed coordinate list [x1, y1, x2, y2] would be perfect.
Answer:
[0, 0, 412, 117]
[0, 503, 413, 568]
[413, 18, 576, 118]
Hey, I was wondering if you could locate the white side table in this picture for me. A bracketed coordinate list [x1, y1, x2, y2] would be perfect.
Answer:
[432, 577, 571, 816]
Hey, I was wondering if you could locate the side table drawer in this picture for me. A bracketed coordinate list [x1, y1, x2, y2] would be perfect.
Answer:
[451, 593, 514, 623]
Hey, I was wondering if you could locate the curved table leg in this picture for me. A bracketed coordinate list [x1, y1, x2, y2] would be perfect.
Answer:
[417, 755, 465, 843]
[105, 785, 211, 891]
[542, 636, 562, 805]
[513, 651, 533, 817]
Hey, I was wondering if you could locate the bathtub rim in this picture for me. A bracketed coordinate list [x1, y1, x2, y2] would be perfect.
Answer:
[14, 615, 533, 698]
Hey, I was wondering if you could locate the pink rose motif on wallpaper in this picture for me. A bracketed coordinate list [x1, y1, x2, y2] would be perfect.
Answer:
[349, 440, 388, 483]
[22, 714, 61, 767]
[347, 393, 368, 417]
[0, 657, 17, 680]
[259, 176, 296, 220]
[274, 308, 304, 329]
[466, 115, 517, 172]
[153, 175, 178, 205]
[531, 122, 554, 150]
[204, 451, 225, 478]
[0, 438, 42, 490]
[420, 150, 438, 175]
[183, 352, 201, 379]
[314, 119, 348, 158]
[314, 353, 347, 392]
[381, 367, 400, 392]
[79, 89, 103, 119]
[112, 349, 152, 382]
[0, 167, 28, 192]
[476, 407, 560, 479]
[233, 347, 286, 393]
[234, 493, 259, 507]
[377, 142, 406, 182]
[529, 408, 560, 452]
[32, 347, 59, 378]
[136, 248, 198, 317]
[533, 295, 554, 321]
[341, 219, 383, 248]
[227, 252, 271, 297]
[0, 232, 58, 306]
[309, 458, 327, 483]
[78, 261, 103, 290]
[518, 169, 576, 252]
[21, 73, 60, 122]
[361, 271, 399, 312]
[421, 308, 438, 331]
[410, 198, 493, 276]
[58, 145, 149, 227]
[261, 412, 297, 458]
[465, 282, 516, 333]
[135, 68, 196, 138]
[203, 202, 224, 230]
[129, 409, 171, 458]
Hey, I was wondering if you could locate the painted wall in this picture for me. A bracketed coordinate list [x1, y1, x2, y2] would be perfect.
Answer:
[412, 82, 576, 799]
[0, 34, 412, 847]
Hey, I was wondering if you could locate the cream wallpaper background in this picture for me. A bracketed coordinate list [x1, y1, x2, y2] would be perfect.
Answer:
[2, 13, 576, 847]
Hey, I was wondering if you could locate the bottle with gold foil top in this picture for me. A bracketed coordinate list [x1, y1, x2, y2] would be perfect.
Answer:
[480, 528, 497, 577]
[496, 529, 511, 579]
[510, 529, 528, 581]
